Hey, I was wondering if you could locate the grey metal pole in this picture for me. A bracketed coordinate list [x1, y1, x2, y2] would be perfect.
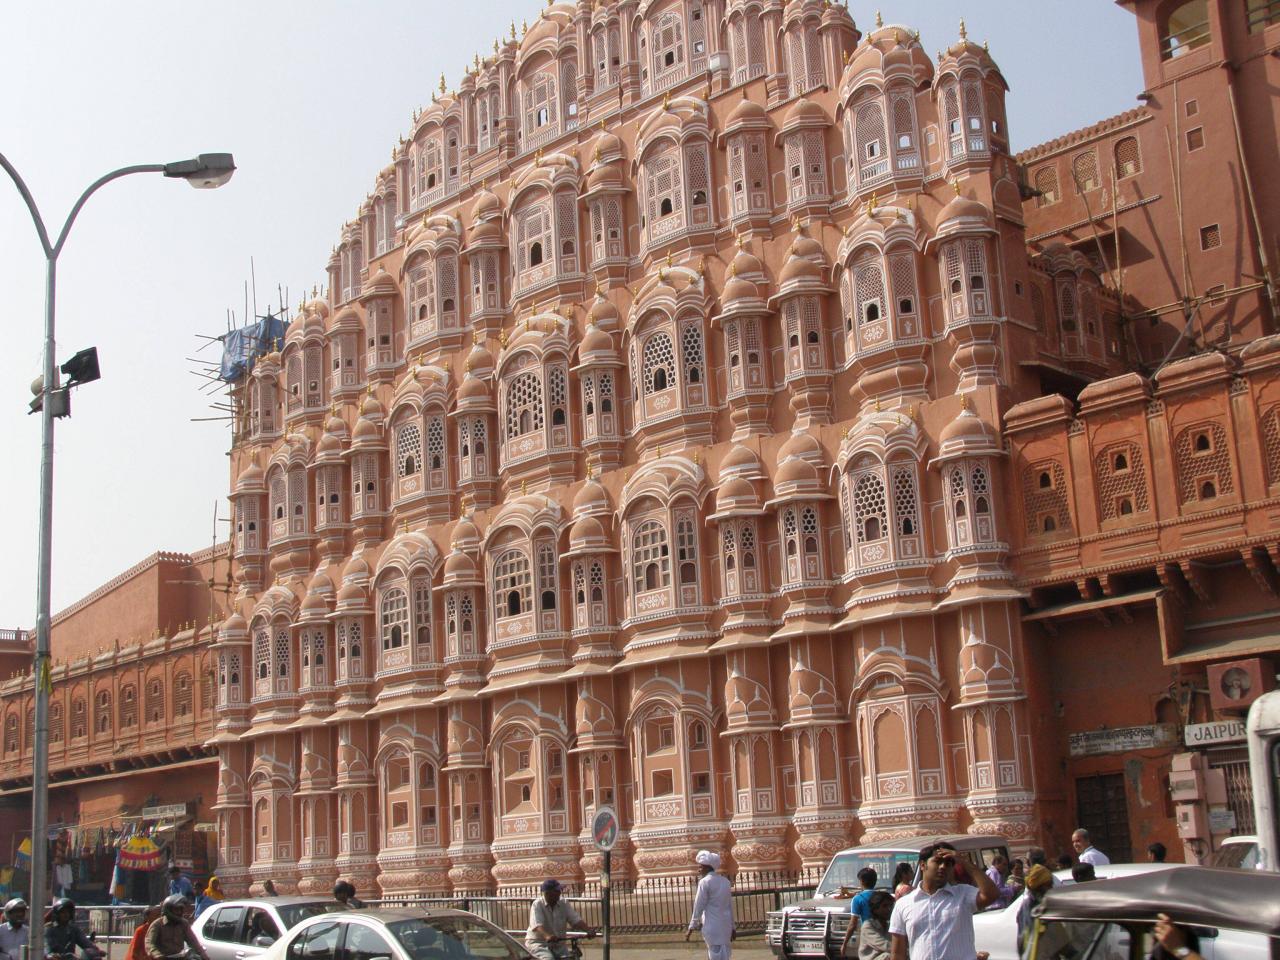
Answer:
[0, 154, 168, 960]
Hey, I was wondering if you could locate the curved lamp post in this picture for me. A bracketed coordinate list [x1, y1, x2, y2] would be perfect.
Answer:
[0, 151, 235, 956]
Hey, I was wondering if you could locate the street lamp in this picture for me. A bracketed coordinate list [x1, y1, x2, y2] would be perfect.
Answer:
[0, 150, 235, 958]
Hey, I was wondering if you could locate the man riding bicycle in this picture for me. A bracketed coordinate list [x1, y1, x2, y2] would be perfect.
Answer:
[44, 899, 103, 960]
[144, 896, 210, 960]
[525, 879, 595, 960]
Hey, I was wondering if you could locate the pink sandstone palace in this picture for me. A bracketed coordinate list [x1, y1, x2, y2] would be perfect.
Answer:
[2, 0, 1279, 897]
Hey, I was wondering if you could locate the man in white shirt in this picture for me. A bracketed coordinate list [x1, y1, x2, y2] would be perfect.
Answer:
[1071, 829, 1111, 866]
[888, 841, 1000, 960]
[685, 850, 735, 960]
[526, 879, 594, 960]
[0, 899, 29, 960]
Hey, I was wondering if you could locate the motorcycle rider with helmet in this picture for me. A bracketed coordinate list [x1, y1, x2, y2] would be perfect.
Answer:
[44, 898, 103, 960]
[145, 895, 209, 960]
[0, 898, 29, 960]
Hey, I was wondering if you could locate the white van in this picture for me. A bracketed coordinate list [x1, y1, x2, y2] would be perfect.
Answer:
[764, 834, 1009, 959]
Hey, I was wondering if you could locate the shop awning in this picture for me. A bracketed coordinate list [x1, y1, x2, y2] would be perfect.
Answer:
[1022, 587, 1163, 631]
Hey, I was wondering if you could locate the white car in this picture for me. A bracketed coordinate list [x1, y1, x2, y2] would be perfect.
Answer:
[973, 862, 1269, 960]
[194, 897, 346, 960]
[258, 907, 528, 960]
[1208, 834, 1260, 870]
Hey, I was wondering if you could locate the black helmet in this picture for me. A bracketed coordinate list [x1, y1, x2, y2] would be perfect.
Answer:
[52, 898, 75, 916]
[161, 895, 190, 919]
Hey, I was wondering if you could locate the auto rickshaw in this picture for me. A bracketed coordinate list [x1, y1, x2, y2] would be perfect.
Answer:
[1023, 866, 1280, 959]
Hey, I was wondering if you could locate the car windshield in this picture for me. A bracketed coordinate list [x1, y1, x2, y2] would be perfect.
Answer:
[1208, 841, 1259, 870]
[277, 902, 347, 930]
[388, 917, 524, 960]
[817, 852, 917, 896]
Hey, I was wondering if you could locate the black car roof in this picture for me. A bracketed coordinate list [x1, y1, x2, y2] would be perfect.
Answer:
[1035, 867, 1280, 937]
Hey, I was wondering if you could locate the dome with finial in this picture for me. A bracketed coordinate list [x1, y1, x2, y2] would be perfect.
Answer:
[725, 93, 769, 133]
[235, 458, 266, 494]
[361, 266, 399, 299]
[571, 476, 612, 518]
[778, 242, 825, 285]
[720, 443, 764, 479]
[938, 401, 1000, 458]
[299, 570, 334, 623]
[778, 430, 827, 468]
[840, 21, 934, 96]
[456, 370, 492, 410]
[464, 335, 496, 379]
[780, 96, 828, 134]
[578, 323, 616, 362]
[315, 409, 349, 462]
[585, 291, 621, 331]
[937, 186, 994, 240]
[568, 514, 613, 554]
[936, 18, 1006, 86]
[772, 455, 824, 500]
[351, 391, 387, 448]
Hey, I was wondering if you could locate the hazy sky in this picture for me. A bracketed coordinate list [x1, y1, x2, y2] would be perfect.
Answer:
[0, 1, 1144, 627]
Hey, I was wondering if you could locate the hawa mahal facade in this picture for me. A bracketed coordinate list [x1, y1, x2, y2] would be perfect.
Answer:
[3, 0, 1280, 894]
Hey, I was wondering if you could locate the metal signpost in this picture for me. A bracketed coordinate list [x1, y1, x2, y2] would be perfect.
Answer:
[591, 805, 620, 960]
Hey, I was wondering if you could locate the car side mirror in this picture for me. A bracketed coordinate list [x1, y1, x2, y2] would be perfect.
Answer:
[253, 936, 276, 948]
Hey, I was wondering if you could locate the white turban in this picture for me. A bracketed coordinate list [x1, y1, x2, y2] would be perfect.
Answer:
[695, 850, 721, 869]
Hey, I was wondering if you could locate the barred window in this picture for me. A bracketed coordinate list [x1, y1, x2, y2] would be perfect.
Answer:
[855, 257, 886, 325]
[889, 251, 918, 318]
[274, 628, 290, 678]
[397, 422, 422, 478]
[632, 519, 671, 592]
[175, 672, 193, 717]
[146, 678, 164, 723]
[681, 322, 704, 385]
[599, 372, 614, 412]
[892, 466, 920, 536]
[413, 579, 432, 651]
[495, 549, 533, 618]
[549, 364, 568, 426]
[642, 332, 675, 394]
[120, 686, 138, 728]
[538, 542, 558, 611]
[590, 560, 605, 603]
[427, 415, 445, 472]
[254, 628, 270, 680]
[1073, 151, 1100, 192]
[506, 369, 544, 438]
[1115, 137, 1141, 178]
[1034, 166, 1060, 206]
[50, 704, 64, 743]
[71, 698, 86, 740]
[854, 471, 888, 543]
[677, 514, 698, 585]
[381, 587, 409, 650]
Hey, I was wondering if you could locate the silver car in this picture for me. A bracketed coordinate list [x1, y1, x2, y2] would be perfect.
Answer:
[194, 898, 346, 960]
[258, 908, 528, 960]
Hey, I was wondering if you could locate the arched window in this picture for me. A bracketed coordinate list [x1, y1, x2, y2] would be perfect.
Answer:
[94, 691, 112, 735]
[1072, 151, 1100, 192]
[494, 550, 532, 618]
[632, 520, 671, 593]
[120, 686, 138, 728]
[1034, 166, 1060, 207]
[681, 322, 704, 386]
[676, 514, 699, 585]
[1115, 137, 1141, 178]
[505, 370, 545, 439]
[381, 587, 408, 650]
[1161, 1, 1210, 59]
[853, 471, 888, 544]
[537, 542, 558, 612]
[642, 333, 675, 395]
[254, 628, 270, 681]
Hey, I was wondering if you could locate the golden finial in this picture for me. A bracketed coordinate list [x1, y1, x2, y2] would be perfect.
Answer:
[474, 53, 481, 70]
[793, 216, 804, 234]
[662, 91, 671, 110]
[692, 450, 699, 466]
[867, 192, 878, 215]
[666, 250, 673, 269]
[875, 9, 883, 27]
[659, 269, 666, 282]
[729, 260, 738, 278]
[961, 394, 973, 412]
[873, 397, 881, 413]
[473, 329, 481, 345]
[698, 256, 706, 278]
[842, 426, 850, 439]
[522, 19, 528, 34]
[735, 234, 744, 249]
[656, 445, 663, 458]
[906, 195, 914, 211]
[907, 403, 917, 422]
[953, 179, 962, 196]
[937, 50, 944, 62]
[536, 147, 544, 163]
[983, 38, 989, 52]
[914, 29, 921, 42]
[401, 516, 409, 534]
[366, 382, 375, 396]
[493, 39, 500, 53]
[500, 329, 509, 346]
[599, 118, 606, 131]
[521, 479, 528, 496]
[510, 21, 516, 38]
[439, 74, 447, 94]
[593, 144, 601, 162]
[466, 357, 473, 373]
[586, 461, 595, 479]
[958, 18, 967, 40]
[842, 50, 850, 65]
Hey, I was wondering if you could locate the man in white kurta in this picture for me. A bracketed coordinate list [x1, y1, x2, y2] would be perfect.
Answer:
[686, 850, 735, 960]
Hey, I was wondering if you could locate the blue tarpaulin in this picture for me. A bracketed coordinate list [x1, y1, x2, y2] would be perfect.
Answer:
[219, 314, 289, 381]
